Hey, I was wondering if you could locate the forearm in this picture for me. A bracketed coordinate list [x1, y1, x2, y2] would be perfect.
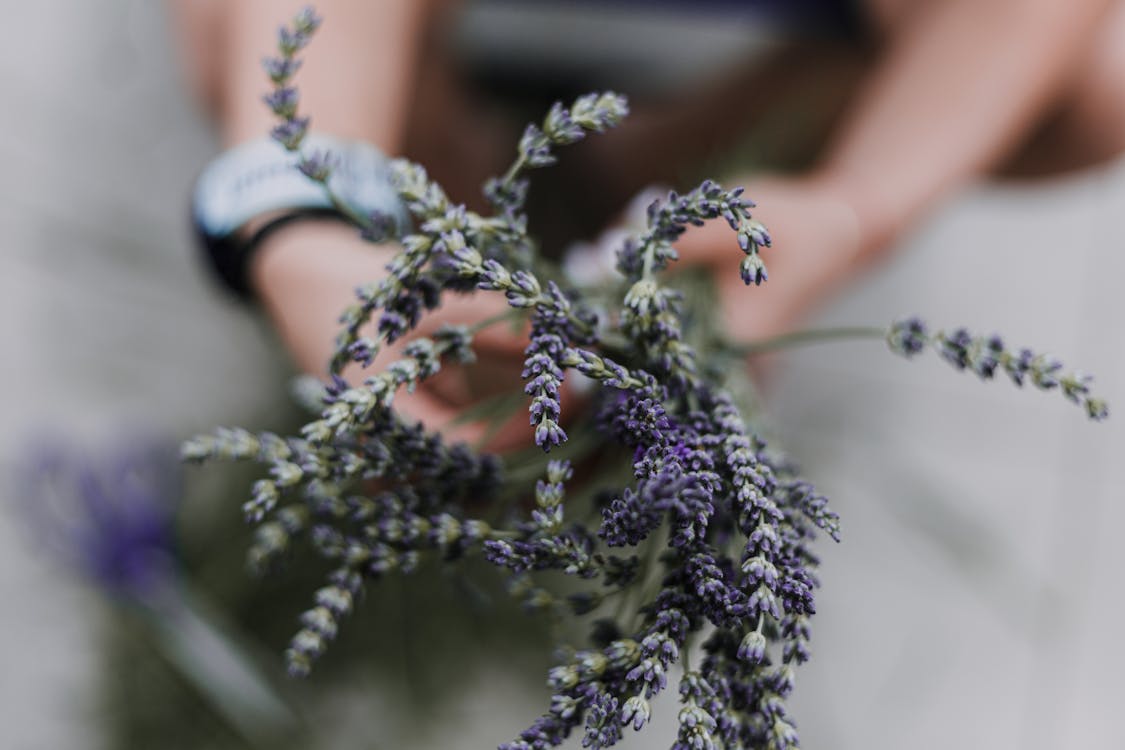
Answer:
[219, 0, 430, 151]
[817, 0, 1112, 256]
[174, 2, 436, 374]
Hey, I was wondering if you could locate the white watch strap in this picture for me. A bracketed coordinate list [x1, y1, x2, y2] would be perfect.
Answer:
[192, 134, 408, 238]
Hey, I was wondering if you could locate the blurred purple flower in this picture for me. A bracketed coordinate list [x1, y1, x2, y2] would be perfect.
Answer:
[18, 437, 181, 602]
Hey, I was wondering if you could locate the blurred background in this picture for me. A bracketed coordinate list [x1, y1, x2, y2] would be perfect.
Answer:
[2, 1, 1123, 748]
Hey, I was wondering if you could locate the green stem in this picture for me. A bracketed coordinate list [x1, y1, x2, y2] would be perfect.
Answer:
[501, 153, 529, 189]
[500, 426, 605, 484]
[325, 188, 372, 230]
[468, 308, 526, 335]
[304, 164, 376, 231]
[611, 583, 633, 625]
[725, 326, 887, 356]
[625, 533, 664, 633]
[641, 240, 655, 280]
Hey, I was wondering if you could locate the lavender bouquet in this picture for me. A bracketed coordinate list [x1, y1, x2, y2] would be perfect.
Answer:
[184, 9, 1107, 750]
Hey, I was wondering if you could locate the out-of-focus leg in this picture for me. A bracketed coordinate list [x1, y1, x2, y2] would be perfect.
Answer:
[1003, 1, 1125, 175]
[863, 0, 1125, 176]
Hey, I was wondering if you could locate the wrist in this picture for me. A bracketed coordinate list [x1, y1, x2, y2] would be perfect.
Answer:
[191, 135, 407, 299]
[248, 218, 372, 301]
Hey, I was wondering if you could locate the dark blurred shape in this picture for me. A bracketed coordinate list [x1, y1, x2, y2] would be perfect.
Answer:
[18, 436, 181, 602]
[521, 0, 863, 34]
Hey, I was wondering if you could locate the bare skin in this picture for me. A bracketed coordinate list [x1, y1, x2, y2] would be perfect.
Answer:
[680, 0, 1122, 348]
[172, 0, 1125, 446]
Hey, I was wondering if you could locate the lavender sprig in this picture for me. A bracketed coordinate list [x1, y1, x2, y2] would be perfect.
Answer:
[888, 317, 1109, 420]
[617, 179, 770, 285]
[262, 8, 320, 151]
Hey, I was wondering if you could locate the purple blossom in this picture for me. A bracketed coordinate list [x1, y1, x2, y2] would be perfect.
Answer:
[270, 115, 309, 151]
[738, 630, 768, 664]
[582, 691, 622, 748]
[359, 208, 401, 243]
[263, 86, 299, 119]
[887, 316, 929, 357]
[19, 439, 181, 602]
[520, 124, 558, 168]
[262, 55, 302, 84]
[908, 324, 1110, 420]
[1004, 347, 1035, 385]
[297, 149, 336, 182]
[484, 175, 530, 215]
[544, 101, 586, 145]
[739, 253, 768, 286]
[599, 486, 666, 547]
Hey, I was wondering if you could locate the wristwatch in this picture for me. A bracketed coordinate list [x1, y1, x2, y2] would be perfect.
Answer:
[191, 134, 408, 298]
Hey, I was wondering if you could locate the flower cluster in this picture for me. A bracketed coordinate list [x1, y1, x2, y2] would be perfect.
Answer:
[185, 9, 1108, 750]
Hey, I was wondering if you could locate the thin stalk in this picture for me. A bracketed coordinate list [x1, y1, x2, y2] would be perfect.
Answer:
[501, 153, 529, 187]
[468, 307, 527, 336]
[725, 326, 887, 356]
[325, 187, 372, 230]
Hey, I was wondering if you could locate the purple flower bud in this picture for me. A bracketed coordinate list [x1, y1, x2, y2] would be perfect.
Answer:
[297, 149, 335, 182]
[737, 630, 768, 664]
[739, 254, 768, 286]
[263, 86, 299, 119]
[262, 56, 302, 84]
[292, 6, 323, 35]
[621, 695, 651, 731]
[743, 219, 771, 248]
[887, 316, 929, 357]
[278, 26, 310, 57]
[1086, 397, 1109, 421]
[271, 116, 310, 151]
